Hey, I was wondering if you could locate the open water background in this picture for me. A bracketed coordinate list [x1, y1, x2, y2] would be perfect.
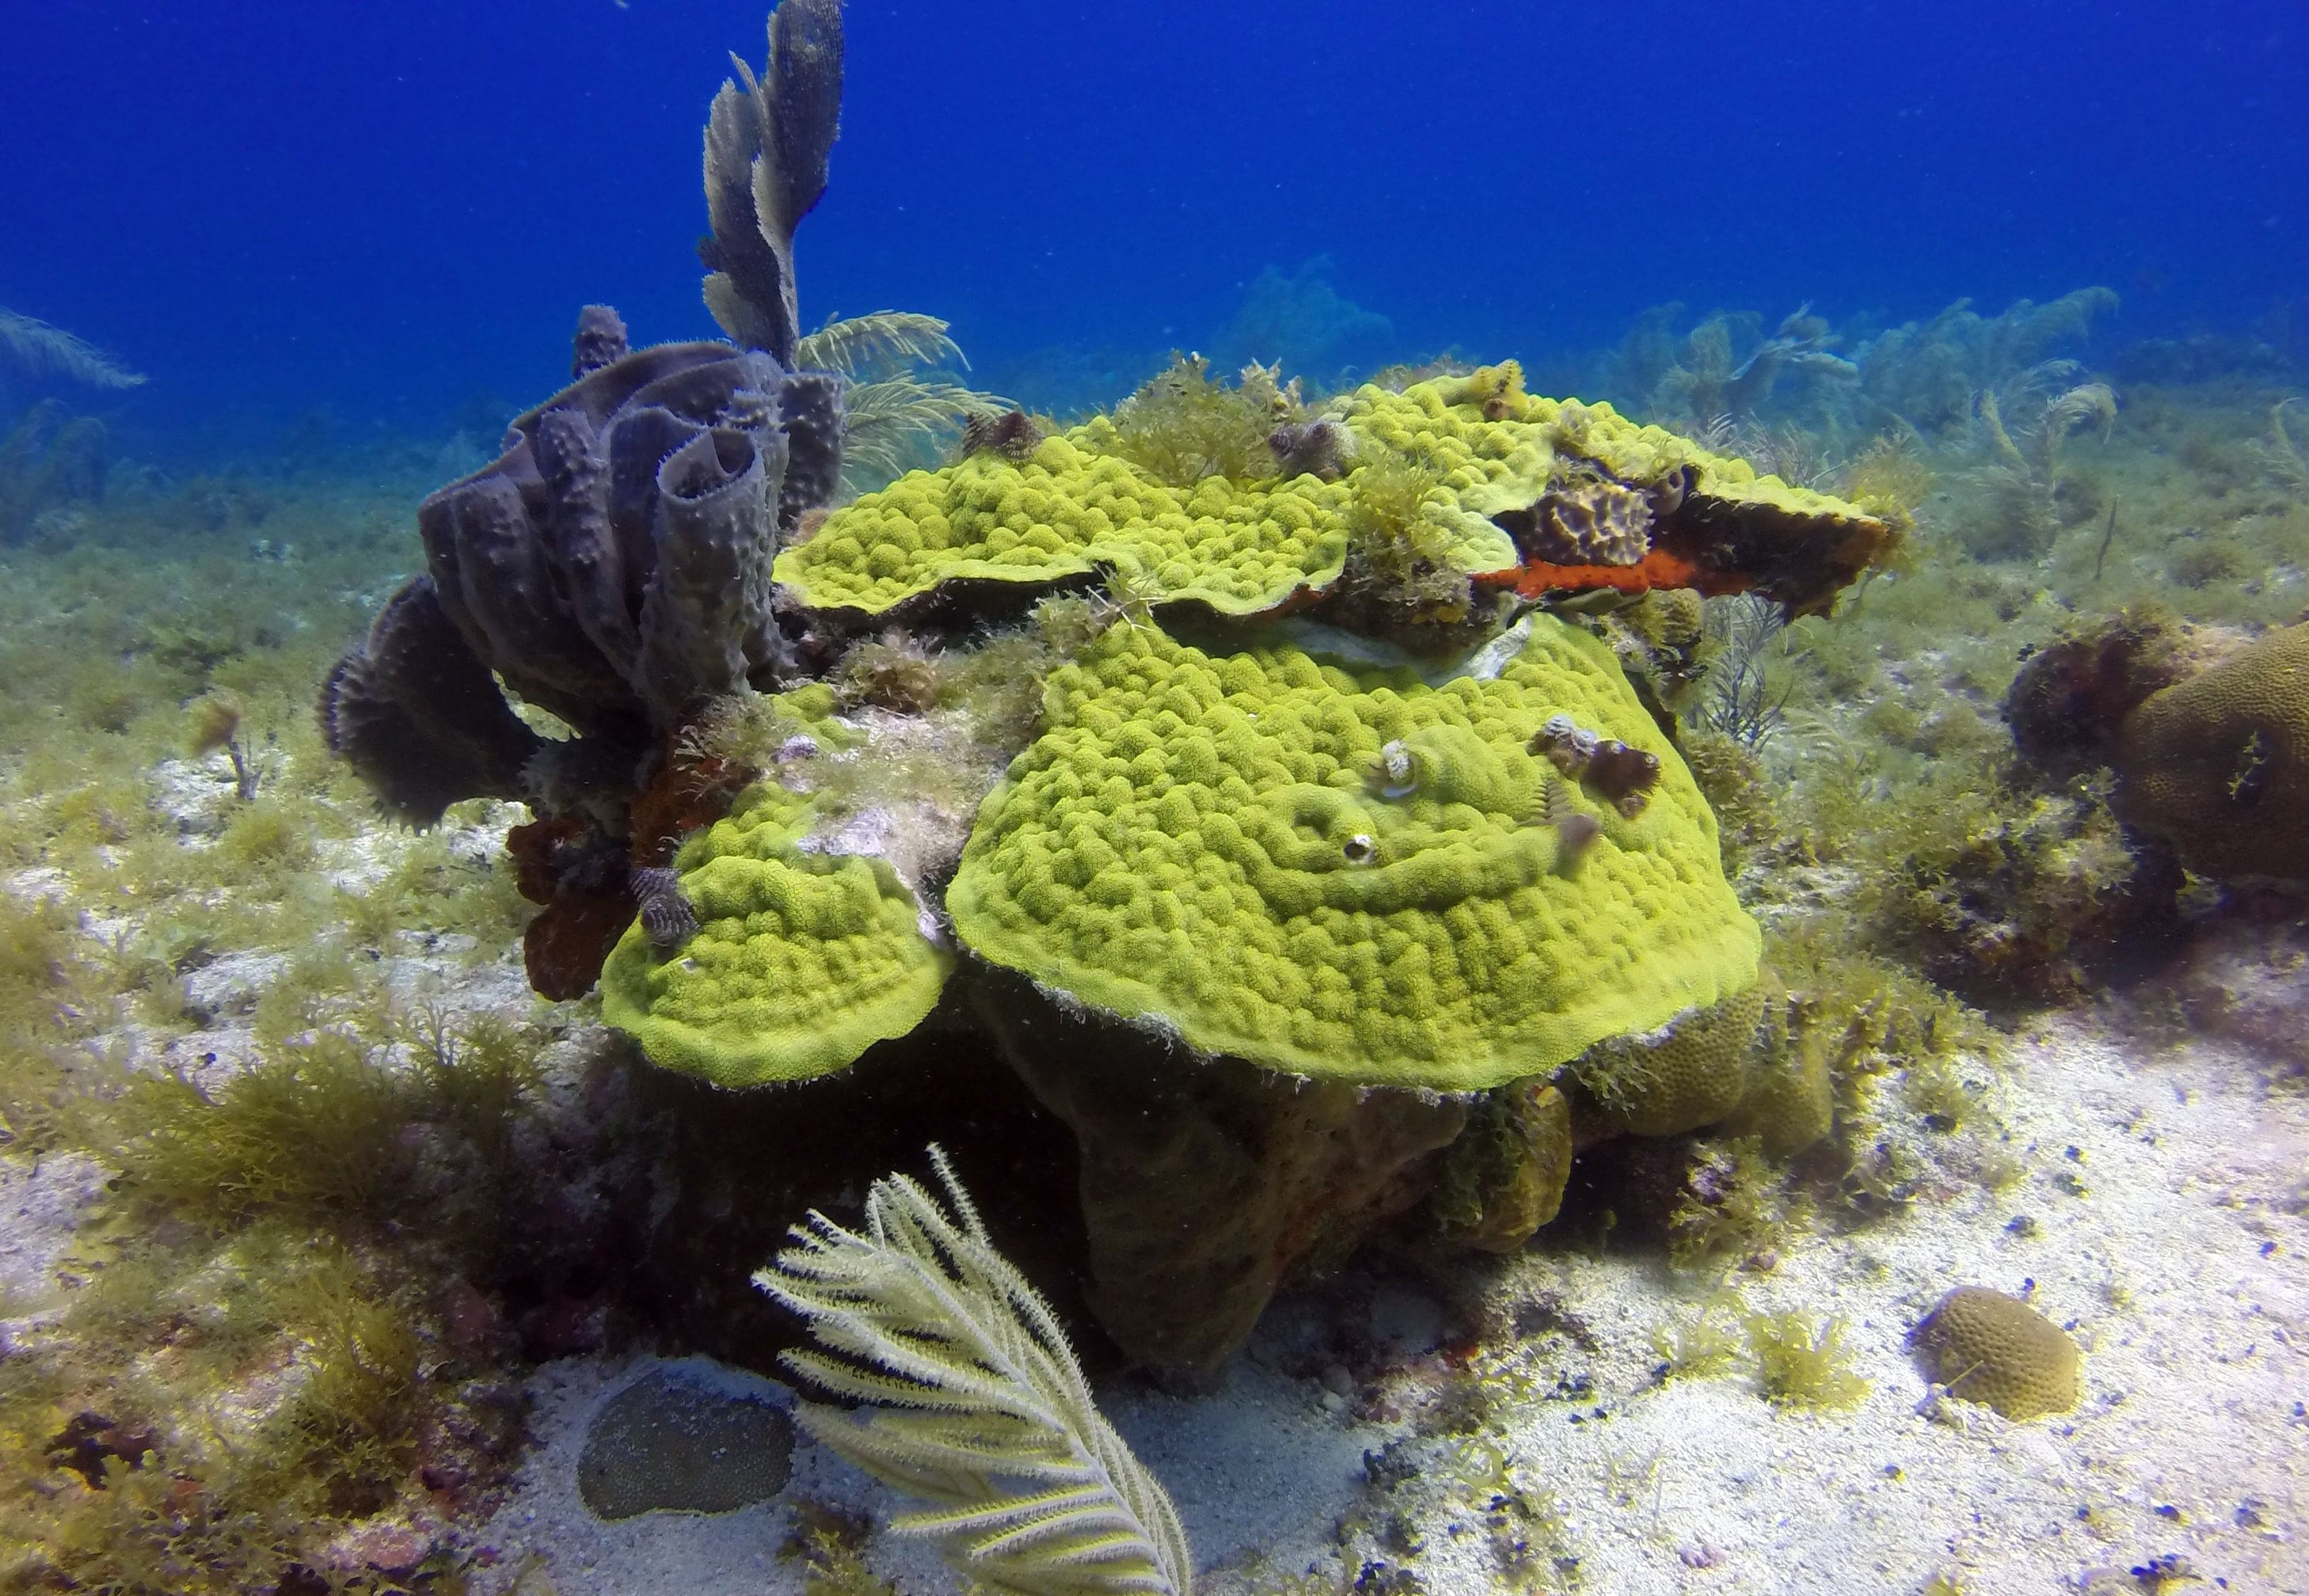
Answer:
[3, 0, 2304, 456]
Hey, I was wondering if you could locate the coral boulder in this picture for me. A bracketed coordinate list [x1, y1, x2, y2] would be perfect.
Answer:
[2115, 621, 2309, 883]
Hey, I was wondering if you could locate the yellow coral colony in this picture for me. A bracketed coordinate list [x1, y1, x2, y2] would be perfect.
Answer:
[775, 362, 1891, 622]
[598, 773, 953, 1087]
[946, 615, 1759, 1090]
[774, 430, 1358, 616]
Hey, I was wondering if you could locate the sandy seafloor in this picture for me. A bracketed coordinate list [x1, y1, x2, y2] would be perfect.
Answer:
[452, 1007, 2309, 1596]
[3, 785, 2307, 1596]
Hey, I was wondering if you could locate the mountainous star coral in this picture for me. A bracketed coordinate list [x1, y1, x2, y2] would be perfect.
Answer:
[598, 716, 953, 1086]
[946, 614, 1759, 1090]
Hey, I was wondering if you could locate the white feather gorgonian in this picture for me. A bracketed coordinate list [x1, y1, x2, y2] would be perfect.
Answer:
[755, 1146, 1193, 1596]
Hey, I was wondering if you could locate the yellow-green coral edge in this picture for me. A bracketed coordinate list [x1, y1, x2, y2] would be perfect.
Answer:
[948, 618, 1761, 1091]
[599, 850, 952, 1087]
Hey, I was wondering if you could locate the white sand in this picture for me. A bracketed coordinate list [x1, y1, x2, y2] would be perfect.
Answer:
[469, 1013, 2308, 1596]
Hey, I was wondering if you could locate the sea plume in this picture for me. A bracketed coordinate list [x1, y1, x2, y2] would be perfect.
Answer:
[797, 311, 1014, 492]
[797, 310, 968, 378]
[756, 1146, 1194, 1596]
[0, 307, 146, 390]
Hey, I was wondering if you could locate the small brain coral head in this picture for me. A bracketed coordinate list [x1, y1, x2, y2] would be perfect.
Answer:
[1910, 1286, 2079, 1420]
[2114, 621, 2309, 882]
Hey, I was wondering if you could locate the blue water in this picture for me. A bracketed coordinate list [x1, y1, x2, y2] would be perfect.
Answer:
[4, 0, 2303, 456]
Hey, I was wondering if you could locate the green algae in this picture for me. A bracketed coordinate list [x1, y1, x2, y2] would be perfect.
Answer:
[1745, 1309, 1870, 1410]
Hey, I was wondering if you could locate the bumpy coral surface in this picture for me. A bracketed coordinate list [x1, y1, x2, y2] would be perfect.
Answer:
[946, 615, 1759, 1089]
[598, 770, 951, 1086]
[776, 363, 1890, 624]
[1910, 1286, 2080, 1420]
[2116, 621, 2309, 882]
[1723, 1004, 1837, 1158]
[774, 431, 1356, 616]
[1569, 984, 1765, 1140]
[1339, 367, 1896, 614]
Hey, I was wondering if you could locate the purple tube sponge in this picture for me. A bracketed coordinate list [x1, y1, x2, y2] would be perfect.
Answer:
[318, 577, 543, 826]
[325, 307, 849, 826]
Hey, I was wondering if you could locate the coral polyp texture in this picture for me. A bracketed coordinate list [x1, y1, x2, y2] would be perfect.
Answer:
[945, 614, 1760, 1089]
[775, 360, 1892, 629]
[599, 765, 952, 1086]
[1567, 983, 1766, 1141]
[774, 430, 1358, 617]
[1336, 363, 1898, 615]
[2114, 621, 2309, 883]
[1909, 1286, 2081, 1420]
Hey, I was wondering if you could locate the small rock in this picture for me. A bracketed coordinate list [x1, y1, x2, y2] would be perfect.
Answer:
[576, 1361, 794, 1521]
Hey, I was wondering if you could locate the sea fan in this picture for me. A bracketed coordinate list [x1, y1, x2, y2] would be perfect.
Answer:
[2256, 397, 2309, 498]
[755, 1146, 1194, 1596]
[0, 307, 146, 389]
[843, 374, 1010, 488]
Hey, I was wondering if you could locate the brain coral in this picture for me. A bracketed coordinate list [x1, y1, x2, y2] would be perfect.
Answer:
[599, 758, 952, 1086]
[1568, 983, 1765, 1140]
[1722, 1006, 1837, 1159]
[1909, 1286, 2080, 1420]
[774, 364, 1889, 624]
[2115, 621, 2309, 882]
[945, 614, 1760, 1089]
